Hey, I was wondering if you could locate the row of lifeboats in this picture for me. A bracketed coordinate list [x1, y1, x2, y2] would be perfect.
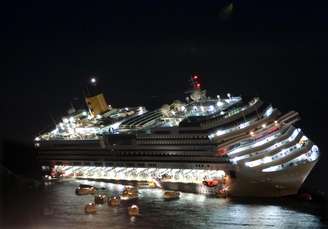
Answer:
[84, 201, 140, 216]
[78, 184, 181, 215]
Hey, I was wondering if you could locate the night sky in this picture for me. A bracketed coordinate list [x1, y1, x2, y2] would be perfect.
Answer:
[1, 1, 327, 190]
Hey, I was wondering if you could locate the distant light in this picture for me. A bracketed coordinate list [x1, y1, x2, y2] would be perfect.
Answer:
[262, 123, 266, 128]
[34, 137, 41, 141]
[69, 117, 75, 122]
[82, 111, 88, 116]
[196, 83, 200, 88]
[193, 75, 198, 79]
[250, 131, 255, 136]
[63, 118, 69, 123]
[90, 78, 96, 84]
[227, 93, 231, 98]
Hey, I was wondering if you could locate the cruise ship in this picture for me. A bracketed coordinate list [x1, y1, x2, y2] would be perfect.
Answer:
[35, 76, 320, 197]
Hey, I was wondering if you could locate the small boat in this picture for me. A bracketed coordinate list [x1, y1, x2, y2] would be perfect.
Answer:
[94, 194, 107, 204]
[163, 191, 180, 200]
[84, 203, 97, 214]
[120, 187, 138, 200]
[202, 179, 221, 187]
[128, 204, 140, 216]
[148, 181, 157, 188]
[108, 196, 121, 207]
[137, 181, 156, 189]
[75, 185, 97, 195]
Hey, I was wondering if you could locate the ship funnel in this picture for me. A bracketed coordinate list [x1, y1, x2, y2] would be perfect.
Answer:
[85, 93, 109, 116]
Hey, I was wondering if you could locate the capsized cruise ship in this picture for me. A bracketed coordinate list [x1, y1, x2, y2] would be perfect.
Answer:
[35, 76, 320, 197]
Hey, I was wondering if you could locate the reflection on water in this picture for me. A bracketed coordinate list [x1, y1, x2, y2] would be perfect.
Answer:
[10, 180, 328, 228]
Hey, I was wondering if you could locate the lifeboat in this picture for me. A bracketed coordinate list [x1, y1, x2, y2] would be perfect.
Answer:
[161, 174, 172, 180]
[75, 185, 97, 195]
[108, 196, 121, 207]
[84, 203, 97, 214]
[120, 187, 138, 200]
[137, 181, 157, 189]
[128, 205, 140, 216]
[163, 191, 180, 200]
[94, 194, 107, 204]
[202, 179, 222, 187]
[148, 181, 157, 188]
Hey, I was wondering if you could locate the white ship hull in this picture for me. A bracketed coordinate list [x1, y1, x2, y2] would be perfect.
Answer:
[159, 159, 318, 197]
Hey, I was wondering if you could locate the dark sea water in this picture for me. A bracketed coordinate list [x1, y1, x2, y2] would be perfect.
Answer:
[3, 180, 327, 229]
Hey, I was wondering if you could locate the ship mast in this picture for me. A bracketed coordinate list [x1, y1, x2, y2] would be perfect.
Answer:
[188, 74, 207, 102]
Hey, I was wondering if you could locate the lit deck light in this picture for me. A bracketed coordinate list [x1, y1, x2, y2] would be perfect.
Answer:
[82, 111, 88, 116]
[263, 156, 272, 164]
[217, 101, 224, 107]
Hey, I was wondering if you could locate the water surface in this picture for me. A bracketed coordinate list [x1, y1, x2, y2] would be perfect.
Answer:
[8, 180, 327, 229]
